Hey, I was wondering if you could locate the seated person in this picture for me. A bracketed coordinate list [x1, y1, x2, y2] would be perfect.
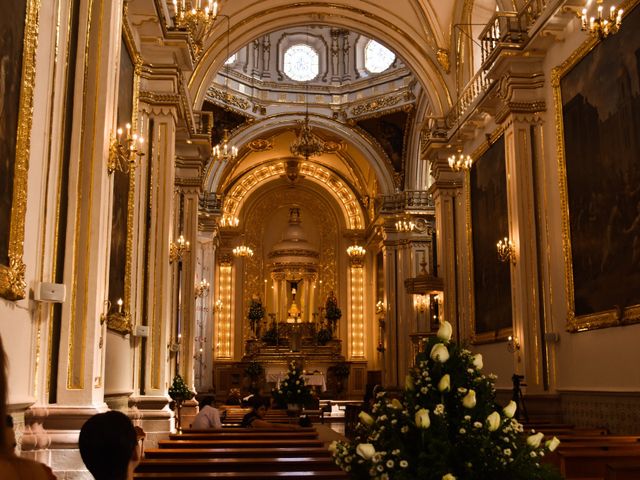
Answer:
[0, 337, 56, 480]
[191, 396, 223, 429]
[79, 411, 139, 480]
[241, 397, 297, 430]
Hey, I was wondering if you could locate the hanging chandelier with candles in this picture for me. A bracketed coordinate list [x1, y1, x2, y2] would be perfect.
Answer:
[581, 0, 623, 39]
[448, 151, 472, 172]
[212, 128, 238, 161]
[233, 245, 254, 258]
[172, 0, 219, 56]
[290, 113, 325, 160]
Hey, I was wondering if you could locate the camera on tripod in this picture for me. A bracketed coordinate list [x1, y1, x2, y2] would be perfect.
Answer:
[512, 373, 526, 385]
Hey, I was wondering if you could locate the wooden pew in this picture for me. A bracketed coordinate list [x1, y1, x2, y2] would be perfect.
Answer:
[135, 471, 348, 479]
[605, 460, 640, 479]
[170, 431, 317, 441]
[555, 447, 640, 479]
[159, 438, 325, 449]
[145, 446, 330, 459]
[136, 457, 340, 473]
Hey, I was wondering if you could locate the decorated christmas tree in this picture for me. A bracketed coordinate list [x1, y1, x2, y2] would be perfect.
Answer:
[330, 321, 562, 480]
[168, 374, 194, 402]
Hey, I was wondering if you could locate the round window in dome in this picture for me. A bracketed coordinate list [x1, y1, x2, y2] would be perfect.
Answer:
[283, 44, 319, 82]
[364, 40, 395, 73]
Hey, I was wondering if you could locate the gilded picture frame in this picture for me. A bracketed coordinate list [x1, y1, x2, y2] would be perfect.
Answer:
[466, 132, 513, 344]
[0, 0, 39, 300]
[105, 16, 141, 334]
[552, 0, 640, 333]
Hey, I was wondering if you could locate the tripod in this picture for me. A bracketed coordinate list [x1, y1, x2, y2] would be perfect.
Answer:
[511, 374, 529, 423]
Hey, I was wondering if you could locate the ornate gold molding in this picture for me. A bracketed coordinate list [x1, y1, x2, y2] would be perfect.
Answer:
[103, 312, 133, 335]
[205, 86, 250, 111]
[0, 0, 40, 300]
[350, 93, 403, 117]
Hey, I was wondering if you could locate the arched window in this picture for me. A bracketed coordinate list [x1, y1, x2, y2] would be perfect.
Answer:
[283, 44, 319, 82]
[364, 40, 395, 73]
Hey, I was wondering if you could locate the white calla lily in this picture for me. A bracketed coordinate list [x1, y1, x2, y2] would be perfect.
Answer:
[437, 321, 453, 342]
[430, 343, 450, 363]
[358, 411, 374, 426]
[486, 411, 500, 431]
[438, 374, 451, 392]
[356, 443, 376, 460]
[546, 436, 560, 452]
[442, 474, 456, 480]
[527, 432, 544, 448]
[415, 408, 431, 429]
[503, 400, 517, 418]
[462, 390, 476, 409]
[472, 354, 483, 369]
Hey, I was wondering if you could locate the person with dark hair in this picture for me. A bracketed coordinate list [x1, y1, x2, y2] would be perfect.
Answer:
[241, 396, 297, 429]
[191, 396, 223, 429]
[79, 411, 139, 480]
[0, 336, 56, 479]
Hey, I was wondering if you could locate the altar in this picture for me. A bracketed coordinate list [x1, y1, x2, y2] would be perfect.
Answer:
[267, 371, 327, 392]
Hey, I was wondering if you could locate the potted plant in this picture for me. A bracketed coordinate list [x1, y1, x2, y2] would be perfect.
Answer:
[316, 327, 333, 346]
[168, 374, 194, 433]
[324, 291, 342, 335]
[248, 296, 265, 338]
[331, 362, 350, 395]
[271, 361, 312, 413]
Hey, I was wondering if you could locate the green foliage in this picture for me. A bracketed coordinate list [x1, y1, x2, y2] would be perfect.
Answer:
[168, 374, 194, 401]
[330, 329, 562, 480]
[317, 327, 333, 345]
[271, 361, 313, 406]
[248, 298, 265, 329]
[325, 291, 342, 321]
[245, 361, 264, 380]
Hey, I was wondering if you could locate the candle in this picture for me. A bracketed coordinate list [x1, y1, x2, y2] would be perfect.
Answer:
[117, 298, 123, 313]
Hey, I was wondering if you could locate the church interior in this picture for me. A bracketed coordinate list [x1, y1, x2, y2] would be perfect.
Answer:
[1, 0, 640, 477]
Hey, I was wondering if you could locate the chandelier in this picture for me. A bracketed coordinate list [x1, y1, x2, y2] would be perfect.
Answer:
[395, 219, 416, 232]
[233, 244, 254, 258]
[448, 151, 472, 172]
[581, 0, 623, 38]
[212, 128, 237, 161]
[496, 237, 516, 264]
[290, 113, 325, 160]
[172, 0, 219, 55]
[219, 214, 239, 228]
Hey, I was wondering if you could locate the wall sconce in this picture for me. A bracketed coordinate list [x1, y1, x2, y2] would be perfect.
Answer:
[346, 244, 366, 267]
[413, 294, 429, 313]
[99, 297, 132, 335]
[169, 235, 190, 263]
[108, 123, 144, 175]
[219, 214, 239, 228]
[395, 219, 416, 232]
[214, 299, 223, 312]
[194, 279, 210, 298]
[496, 237, 516, 264]
[507, 335, 521, 353]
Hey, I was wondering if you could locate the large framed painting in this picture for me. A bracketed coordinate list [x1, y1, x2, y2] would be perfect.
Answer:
[105, 30, 139, 334]
[0, 0, 39, 300]
[467, 135, 513, 343]
[553, 0, 640, 332]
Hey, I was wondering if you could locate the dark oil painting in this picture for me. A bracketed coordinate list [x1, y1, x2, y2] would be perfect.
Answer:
[0, 0, 27, 265]
[561, 4, 640, 316]
[470, 135, 513, 336]
[108, 38, 135, 306]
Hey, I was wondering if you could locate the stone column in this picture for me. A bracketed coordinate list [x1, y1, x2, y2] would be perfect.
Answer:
[22, 0, 125, 475]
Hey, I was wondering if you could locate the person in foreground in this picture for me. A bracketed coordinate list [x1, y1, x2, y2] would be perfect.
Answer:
[191, 396, 224, 429]
[241, 396, 299, 429]
[79, 411, 140, 480]
[0, 336, 56, 479]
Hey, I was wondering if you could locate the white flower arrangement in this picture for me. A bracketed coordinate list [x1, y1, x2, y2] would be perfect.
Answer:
[330, 321, 561, 479]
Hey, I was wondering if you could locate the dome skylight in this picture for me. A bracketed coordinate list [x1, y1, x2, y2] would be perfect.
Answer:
[283, 44, 319, 82]
[364, 40, 395, 73]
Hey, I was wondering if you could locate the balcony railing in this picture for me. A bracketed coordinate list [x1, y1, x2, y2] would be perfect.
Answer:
[378, 191, 435, 215]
